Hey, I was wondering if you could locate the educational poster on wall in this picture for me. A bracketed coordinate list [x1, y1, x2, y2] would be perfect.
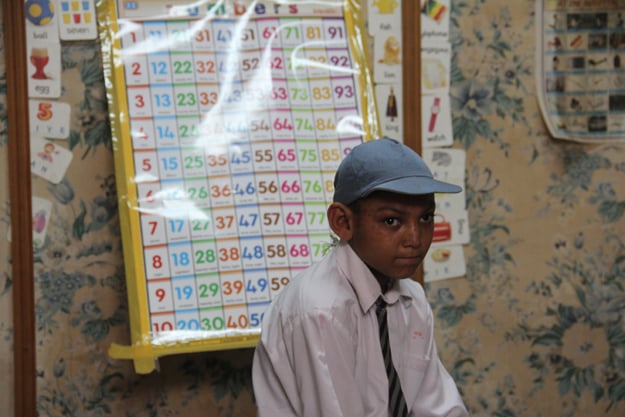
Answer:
[537, 0, 625, 143]
[98, 0, 379, 373]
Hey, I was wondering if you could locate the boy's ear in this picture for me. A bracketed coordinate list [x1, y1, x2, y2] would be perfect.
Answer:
[327, 202, 354, 241]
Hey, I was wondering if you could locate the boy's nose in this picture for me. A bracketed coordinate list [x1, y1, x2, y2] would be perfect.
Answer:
[403, 223, 422, 247]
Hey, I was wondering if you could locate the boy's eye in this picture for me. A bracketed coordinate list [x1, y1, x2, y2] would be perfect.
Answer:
[421, 213, 435, 223]
[384, 217, 399, 226]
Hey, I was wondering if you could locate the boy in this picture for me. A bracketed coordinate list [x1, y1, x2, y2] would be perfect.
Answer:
[252, 138, 468, 417]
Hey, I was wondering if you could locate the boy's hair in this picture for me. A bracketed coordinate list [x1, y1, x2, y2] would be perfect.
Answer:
[333, 137, 462, 206]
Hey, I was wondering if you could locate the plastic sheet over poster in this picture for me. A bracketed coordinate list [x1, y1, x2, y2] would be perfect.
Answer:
[98, 0, 379, 373]
[537, 0, 625, 143]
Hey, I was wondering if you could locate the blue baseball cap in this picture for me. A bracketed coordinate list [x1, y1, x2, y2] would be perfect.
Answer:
[333, 137, 462, 205]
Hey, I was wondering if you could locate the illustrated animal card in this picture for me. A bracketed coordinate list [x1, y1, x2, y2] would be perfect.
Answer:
[368, 0, 402, 36]
[369, 0, 402, 85]
[422, 148, 466, 181]
[374, 32, 403, 83]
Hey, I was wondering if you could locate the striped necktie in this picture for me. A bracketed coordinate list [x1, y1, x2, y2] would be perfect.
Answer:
[376, 296, 409, 417]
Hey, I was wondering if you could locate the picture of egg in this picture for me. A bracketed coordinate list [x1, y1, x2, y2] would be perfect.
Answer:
[431, 248, 451, 262]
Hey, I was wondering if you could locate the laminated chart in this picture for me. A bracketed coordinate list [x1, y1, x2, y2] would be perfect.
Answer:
[537, 0, 625, 142]
[99, 0, 379, 373]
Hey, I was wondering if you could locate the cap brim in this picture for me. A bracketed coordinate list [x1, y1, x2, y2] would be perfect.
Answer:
[366, 176, 462, 197]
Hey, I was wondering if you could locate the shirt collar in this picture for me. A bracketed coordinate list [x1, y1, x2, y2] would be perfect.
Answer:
[334, 242, 413, 315]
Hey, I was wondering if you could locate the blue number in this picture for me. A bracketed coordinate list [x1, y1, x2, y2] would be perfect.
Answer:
[239, 213, 258, 227]
[157, 125, 174, 139]
[150, 61, 168, 75]
[250, 312, 264, 327]
[177, 318, 200, 330]
[231, 150, 251, 164]
[217, 29, 232, 43]
[246, 279, 257, 293]
[175, 284, 193, 299]
[168, 219, 184, 232]
[234, 182, 256, 195]
[161, 156, 178, 170]
[172, 252, 190, 267]
[154, 93, 172, 107]
[242, 245, 263, 260]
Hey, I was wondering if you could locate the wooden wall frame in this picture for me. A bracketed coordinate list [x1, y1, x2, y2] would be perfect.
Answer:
[401, 1, 423, 285]
[402, 1, 422, 152]
[5, 1, 37, 417]
[6, 1, 420, 413]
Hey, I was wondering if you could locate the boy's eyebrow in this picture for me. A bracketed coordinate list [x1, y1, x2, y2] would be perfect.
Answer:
[374, 201, 437, 214]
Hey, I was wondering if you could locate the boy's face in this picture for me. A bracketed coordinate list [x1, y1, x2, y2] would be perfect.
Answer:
[347, 192, 436, 283]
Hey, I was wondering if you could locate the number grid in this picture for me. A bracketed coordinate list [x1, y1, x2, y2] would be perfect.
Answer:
[103, 0, 379, 364]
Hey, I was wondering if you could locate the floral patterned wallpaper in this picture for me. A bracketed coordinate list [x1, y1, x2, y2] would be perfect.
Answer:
[1, 1, 624, 416]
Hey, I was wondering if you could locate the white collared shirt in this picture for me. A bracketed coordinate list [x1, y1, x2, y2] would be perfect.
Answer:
[253, 242, 468, 417]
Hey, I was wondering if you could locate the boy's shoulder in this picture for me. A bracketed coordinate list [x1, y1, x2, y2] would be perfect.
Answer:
[273, 248, 348, 310]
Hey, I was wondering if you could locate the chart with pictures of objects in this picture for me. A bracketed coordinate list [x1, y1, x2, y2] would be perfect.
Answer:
[100, 0, 378, 366]
[539, 0, 625, 142]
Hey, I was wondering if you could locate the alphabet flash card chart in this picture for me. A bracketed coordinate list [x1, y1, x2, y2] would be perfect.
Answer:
[537, 0, 625, 142]
[98, 0, 379, 372]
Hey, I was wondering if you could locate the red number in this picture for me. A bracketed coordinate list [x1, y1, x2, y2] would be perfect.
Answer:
[131, 62, 142, 75]
[155, 288, 165, 301]
[36, 102, 53, 121]
[135, 94, 145, 108]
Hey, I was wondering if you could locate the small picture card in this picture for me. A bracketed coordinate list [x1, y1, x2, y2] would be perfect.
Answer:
[375, 83, 403, 140]
[424, 244, 466, 282]
[434, 186, 466, 212]
[58, 0, 98, 40]
[32, 196, 53, 248]
[6, 196, 52, 248]
[421, 0, 450, 39]
[368, 0, 402, 36]
[24, 0, 60, 43]
[374, 33, 403, 83]
[30, 137, 73, 184]
[430, 209, 470, 247]
[423, 148, 466, 181]
[421, 94, 452, 147]
[421, 42, 450, 94]
[27, 40, 62, 98]
[29, 100, 71, 139]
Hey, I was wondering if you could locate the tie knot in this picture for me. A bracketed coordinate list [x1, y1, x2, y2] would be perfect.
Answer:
[376, 296, 387, 314]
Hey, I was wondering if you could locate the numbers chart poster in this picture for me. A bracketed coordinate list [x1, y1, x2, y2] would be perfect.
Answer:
[537, 0, 625, 143]
[98, 0, 379, 372]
